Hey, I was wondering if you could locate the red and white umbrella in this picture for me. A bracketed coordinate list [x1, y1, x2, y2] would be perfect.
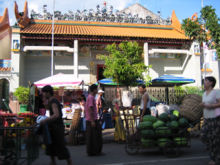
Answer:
[34, 73, 83, 88]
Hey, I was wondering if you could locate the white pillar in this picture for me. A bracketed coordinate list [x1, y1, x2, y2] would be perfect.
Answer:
[74, 40, 78, 78]
[10, 28, 21, 92]
[144, 42, 149, 66]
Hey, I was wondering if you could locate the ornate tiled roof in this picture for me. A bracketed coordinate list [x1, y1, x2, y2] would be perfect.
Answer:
[0, 67, 11, 72]
[20, 19, 188, 40]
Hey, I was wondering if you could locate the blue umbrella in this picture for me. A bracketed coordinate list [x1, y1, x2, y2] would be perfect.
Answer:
[98, 78, 145, 86]
[151, 75, 195, 104]
[151, 75, 195, 87]
[98, 78, 119, 85]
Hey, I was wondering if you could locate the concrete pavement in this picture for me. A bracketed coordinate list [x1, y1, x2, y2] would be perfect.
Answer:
[31, 129, 210, 165]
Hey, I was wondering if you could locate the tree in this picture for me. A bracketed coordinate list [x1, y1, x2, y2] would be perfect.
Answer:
[182, 6, 220, 58]
[14, 86, 30, 105]
[100, 41, 151, 87]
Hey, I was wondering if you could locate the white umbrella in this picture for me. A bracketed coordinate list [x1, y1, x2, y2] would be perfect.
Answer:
[34, 73, 83, 88]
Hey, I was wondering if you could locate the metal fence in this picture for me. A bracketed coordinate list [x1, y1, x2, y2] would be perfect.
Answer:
[103, 86, 186, 107]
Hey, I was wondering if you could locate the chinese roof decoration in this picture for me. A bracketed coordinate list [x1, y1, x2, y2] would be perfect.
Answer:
[14, 1, 30, 28]
[0, 8, 10, 39]
[14, 1, 189, 42]
[30, 2, 171, 25]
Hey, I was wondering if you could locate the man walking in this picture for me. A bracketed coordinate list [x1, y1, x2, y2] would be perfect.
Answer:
[85, 84, 103, 156]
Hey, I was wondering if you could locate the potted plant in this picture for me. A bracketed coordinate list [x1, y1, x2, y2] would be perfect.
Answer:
[14, 86, 30, 113]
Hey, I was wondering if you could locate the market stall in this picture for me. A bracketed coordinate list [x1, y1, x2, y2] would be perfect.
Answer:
[34, 73, 86, 144]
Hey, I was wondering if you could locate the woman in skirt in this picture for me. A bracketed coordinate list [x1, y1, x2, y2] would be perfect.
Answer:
[201, 76, 220, 165]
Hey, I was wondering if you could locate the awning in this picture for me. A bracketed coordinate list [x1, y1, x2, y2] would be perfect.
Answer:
[34, 73, 83, 88]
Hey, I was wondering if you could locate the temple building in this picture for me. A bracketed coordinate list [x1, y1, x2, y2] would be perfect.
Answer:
[0, 8, 11, 105]
[5, 1, 219, 92]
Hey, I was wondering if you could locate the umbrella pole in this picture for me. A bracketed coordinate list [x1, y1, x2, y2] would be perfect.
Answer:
[165, 87, 169, 104]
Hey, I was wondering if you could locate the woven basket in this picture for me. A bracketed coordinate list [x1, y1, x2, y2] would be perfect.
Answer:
[179, 94, 203, 122]
[71, 109, 82, 129]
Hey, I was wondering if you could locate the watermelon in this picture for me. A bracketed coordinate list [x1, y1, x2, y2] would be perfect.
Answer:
[174, 137, 188, 146]
[153, 120, 165, 129]
[170, 114, 178, 121]
[138, 121, 153, 130]
[141, 138, 155, 147]
[157, 138, 171, 147]
[178, 118, 189, 128]
[141, 130, 155, 138]
[159, 113, 169, 122]
[143, 115, 157, 123]
[170, 121, 179, 129]
[166, 122, 171, 128]
[155, 126, 172, 136]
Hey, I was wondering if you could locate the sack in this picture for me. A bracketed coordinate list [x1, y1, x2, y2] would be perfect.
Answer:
[156, 103, 169, 116]
[122, 91, 133, 107]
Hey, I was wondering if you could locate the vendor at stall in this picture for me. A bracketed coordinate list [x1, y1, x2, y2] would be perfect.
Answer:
[138, 84, 151, 121]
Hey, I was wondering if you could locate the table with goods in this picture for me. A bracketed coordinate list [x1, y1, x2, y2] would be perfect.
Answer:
[0, 112, 39, 165]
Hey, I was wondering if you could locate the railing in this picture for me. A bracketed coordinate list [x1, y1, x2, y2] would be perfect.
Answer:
[103, 86, 187, 107]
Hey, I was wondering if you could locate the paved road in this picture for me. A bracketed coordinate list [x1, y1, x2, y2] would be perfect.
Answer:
[32, 138, 209, 165]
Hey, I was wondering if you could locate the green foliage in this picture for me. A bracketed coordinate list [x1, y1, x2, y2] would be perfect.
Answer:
[149, 95, 160, 102]
[100, 41, 151, 87]
[14, 86, 30, 104]
[175, 86, 203, 96]
[183, 86, 203, 96]
[181, 18, 206, 42]
[181, 5, 220, 58]
[201, 6, 220, 58]
[173, 86, 203, 105]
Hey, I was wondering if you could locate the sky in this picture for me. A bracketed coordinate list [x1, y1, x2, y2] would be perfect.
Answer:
[0, 0, 220, 26]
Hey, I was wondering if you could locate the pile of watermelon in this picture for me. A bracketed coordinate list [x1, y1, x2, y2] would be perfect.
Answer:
[138, 110, 189, 148]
